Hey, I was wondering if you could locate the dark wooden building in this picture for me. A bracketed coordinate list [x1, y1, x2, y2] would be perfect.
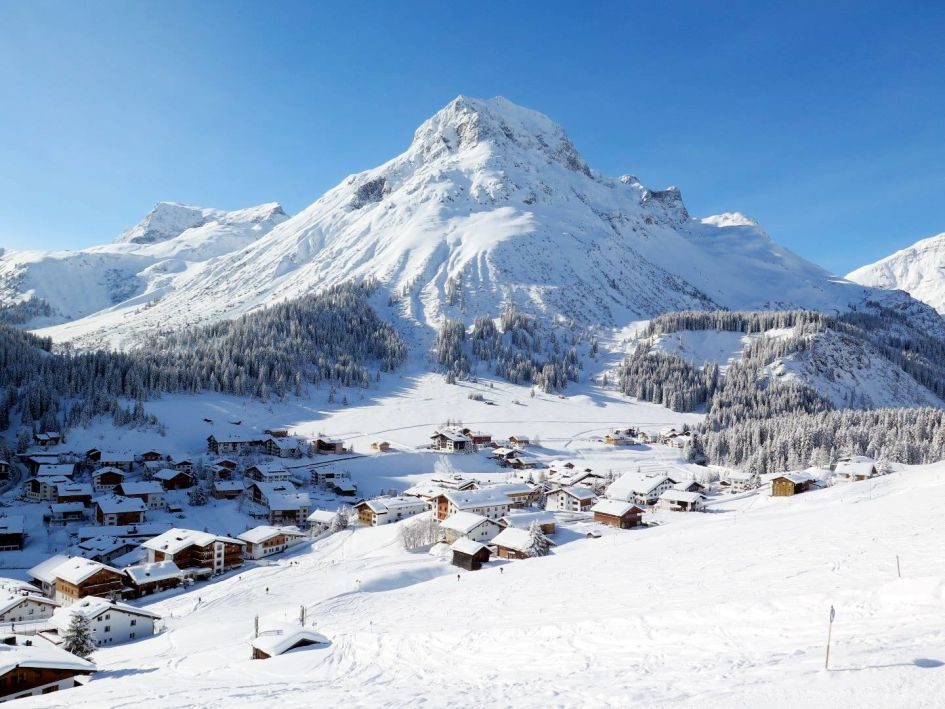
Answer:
[591, 500, 645, 529]
[771, 474, 814, 497]
[451, 539, 491, 571]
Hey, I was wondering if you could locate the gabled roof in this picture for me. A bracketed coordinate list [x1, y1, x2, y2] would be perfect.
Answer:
[247, 461, 289, 475]
[153, 468, 192, 481]
[118, 481, 165, 495]
[550, 486, 597, 501]
[591, 499, 643, 516]
[251, 624, 329, 656]
[0, 594, 58, 615]
[307, 509, 337, 524]
[238, 525, 306, 544]
[213, 480, 245, 492]
[773, 472, 815, 485]
[95, 495, 147, 514]
[142, 528, 245, 554]
[56, 483, 93, 496]
[659, 489, 704, 504]
[51, 596, 160, 627]
[432, 429, 471, 442]
[498, 511, 557, 528]
[53, 557, 121, 585]
[0, 635, 95, 676]
[491, 527, 537, 552]
[27, 554, 71, 584]
[606, 473, 674, 500]
[93, 466, 126, 478]
[123, 560, 182, 585]
[451, 538, 488, 556]
[0, 516, 24, 534]
[441, 511, 497, 534]
[36, 463, 76, 477]
[834, 460, 877, 476]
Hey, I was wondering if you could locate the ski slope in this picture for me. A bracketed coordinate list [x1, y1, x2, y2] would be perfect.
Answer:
[22, 461, 945, 708]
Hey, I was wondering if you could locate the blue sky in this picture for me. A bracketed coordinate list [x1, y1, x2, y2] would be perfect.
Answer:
[0, 1, 942, 274]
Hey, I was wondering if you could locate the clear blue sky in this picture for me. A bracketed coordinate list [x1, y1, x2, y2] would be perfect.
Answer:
[1, 1, 943, 274]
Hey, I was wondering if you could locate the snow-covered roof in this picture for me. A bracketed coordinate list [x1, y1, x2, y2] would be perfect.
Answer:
[51, 596, 160, 628]
[154, 468, 192, 481]
[37, 463, 76, 477]
[727, 471, 756, 482]
[142, 528, 245, 554]
[773, 472, 815, 485]
[659, 489, 704, 504]
[251, 625, 329, 656]
[0, 516, 24, 534]
[124, 560, 182, 585]
[0, 635, 95, 676]
[213, 480, 245, 492]
[606, 473, 673, 499]
[267, 491, 311, 512]
[268, 436, 301, 451]
[451, 538, 488, 556]
[95, 495, 147, 514]
[248, 461, 289, 475]
[76, 535, 136, 557]
[834, 460, 877, 477]
[673, 480, 704, 491]
[77, 523, 171, 541]
[238, 525, 306, 544]
[53, 557, 120, 586]
[56, 483, 93, 496]
[490, 527, 533, 552]
[441, 511, 494, 534]
[551, 486, 597, 501]
[27, 554, 70, 584]
[210, 433, 265, 444]
[498, 511, 556, 529]
[118, 481, 164, 495]
[432, 429, 471, 442]
[591, 499, 642, 516]
[93, 466, 126, 478]
[0, 594, 58, 615]
[307, 509, 337, 524]
[50, 502, 86, 514]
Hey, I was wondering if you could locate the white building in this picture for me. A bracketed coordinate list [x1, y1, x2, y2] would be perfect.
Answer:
[606, 473, 676, 506]
[727, 471, 759, 494]
[432, 489, 514, 521]
[49, 596, 159, 646]
[833, 457, 878, 482]
[355, 497, 429, 526]
[115, 481, 166, 510]
[238, 526, 307, 559]
[0, 594, 59, 624]
[439, 512, 502, 544]
[246, 462, 290, 483]
[658, 489, 705, 512]
[544, 486, 597, 512]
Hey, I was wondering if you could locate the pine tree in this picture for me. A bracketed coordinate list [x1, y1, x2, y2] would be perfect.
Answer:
[526, 521, 550, 558]
[62, 613, 95, 659]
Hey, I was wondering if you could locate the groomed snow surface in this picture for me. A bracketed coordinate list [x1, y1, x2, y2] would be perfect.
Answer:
[18, 460, 945, 708]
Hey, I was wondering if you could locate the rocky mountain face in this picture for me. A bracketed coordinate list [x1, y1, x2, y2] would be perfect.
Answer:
[847, 233, 945, 315]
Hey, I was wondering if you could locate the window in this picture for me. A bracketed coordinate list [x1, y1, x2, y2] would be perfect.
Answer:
[129, 632, 135, 639]
[130, 619, 137, 626]
[104, 625, 110, 632]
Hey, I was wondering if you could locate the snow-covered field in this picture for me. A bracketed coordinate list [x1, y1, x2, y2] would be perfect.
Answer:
[17, 458, 945, 708]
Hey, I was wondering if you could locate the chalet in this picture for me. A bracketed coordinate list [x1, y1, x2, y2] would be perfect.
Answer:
[73, 536, 140, 565]
[92, 467, 125, 493]
[49, 596, 159, 645]
[212, 480, 245, 500]
[430, 429, 472, 454]
[498, 511, 557, 535]
[307, 509, 337, 533]
[25, 475, 71, 503]
[315, 437, 345, 455]
[491, 447, 518, 462]
[85, 448, 102, 462]
[152, 468, 194, 490]
[545, 486, 597, 512]
[506, 456, 538, 470]
[833, 457, 878, 482]
[658, 489, 705, 511]
[123, 561, 182, 598]
[32, 431, 61, 447]
[0, 635, 95, 702]
[35, 462, 75, 479]
[440, 512, 502, 544]
[508, 435, 530, 448]
[212, 458, 238, 471]
[142, 528, 245, 575]
[97, 454, 134, 472]
[429, 489, 513, 521]
[238, 526, 306, 559]
[246, 462, 290, 483]
[46, 503, 87, 527]
[355, 497, 428, 526]
[251, 625, 329, 659]
[461, 429, 492, 446]
[491, 527, 553, 560]
[771, 473, 815, 497]
[591, 499, 645, 528]
[0, 461, 10, 481]
[75, 523, 170, 544]
[210, 464, 233, 481]
[56, 483, 93, 506]
[727, 471, 759, 493]
[51, 558, 124, 605]
[170, 457, 194, 473]
[0, 594, 59, 623]
[95, 496, 147, 526]
[23, 454, 59, 475]
[311, 469, 351, 488]
[115, 481, 166, 510]
[673, 480, 707, 494]
[605, 432, 634, 446]
[451, 538, 491, 571]
[246, 482, 311, 526]
[370, 441, 391, 452]
[328, 479, 357, 497]
[429, 475, 479, 492]
[139, 450, 164, 463]
[659, 427, 680, 445]
[606, 473, 676, 506]
[488, 482, 534, 508]
[0, 517, 25, 552]
[27, 555, 70, 597]
[265, 428, 289, 438]
[264, 436, 302, 459]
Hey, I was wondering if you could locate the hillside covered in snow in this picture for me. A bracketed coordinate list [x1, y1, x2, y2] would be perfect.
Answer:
[847, 232, 945, 315]
[17, 96, 938, 350]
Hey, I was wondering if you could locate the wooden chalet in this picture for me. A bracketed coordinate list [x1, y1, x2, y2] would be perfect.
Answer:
[212, 480, 245, 499]
[658, 489, 705, 512]
[315, 437, 345, 454]
[0, 635, 95, 702]
[544, 486, 597, 512]
[370, 441, 391, 452]
[591, 499, 644, 529]
[498, 511, 556, 535]
[32, 431, 61, 447]
[152, 468, 195, 490]
[97, 454, 134, 472]
[56, 483, 93, 506]
[508, 435, 530, 447]
[51, 557, 124, 605]
[0, 517, 25, 551]
[123, 560, 182, 598]
[491, 526, 553, 560]
[92, 467, 126, 493]
[142, 528, 245, 575]
[139, 450, 164, 463]
[451, 538, 491, 571]
[94, 496, 147, 526]
[429, 429, 472, 454]
[771, 473, 815, 497]
[206, 434, 267, 456]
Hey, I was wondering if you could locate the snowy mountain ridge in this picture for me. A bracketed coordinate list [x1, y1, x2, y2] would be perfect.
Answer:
[25, 95, 942, 350]
[847, 232, 945, 315]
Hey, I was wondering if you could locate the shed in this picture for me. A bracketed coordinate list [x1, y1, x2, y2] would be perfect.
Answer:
[450, 538, 491, 571]
[251, 625, 329, 659]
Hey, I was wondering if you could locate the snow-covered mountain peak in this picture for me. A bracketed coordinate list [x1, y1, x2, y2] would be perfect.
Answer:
[847, 232, 945, 314]
[700, 212, 760, 229]
[407, 95, 590, 175]
[116, 202, 216, 245]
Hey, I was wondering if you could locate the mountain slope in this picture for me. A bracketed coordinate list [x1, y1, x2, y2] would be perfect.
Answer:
[847, 233, 945, 314]
[29, 96, 943, 348]
[0, 202, 287, 327]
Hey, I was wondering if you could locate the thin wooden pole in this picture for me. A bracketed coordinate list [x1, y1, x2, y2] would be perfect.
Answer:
[825, 606, 835, 670]
[896, 555, 901, 578]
